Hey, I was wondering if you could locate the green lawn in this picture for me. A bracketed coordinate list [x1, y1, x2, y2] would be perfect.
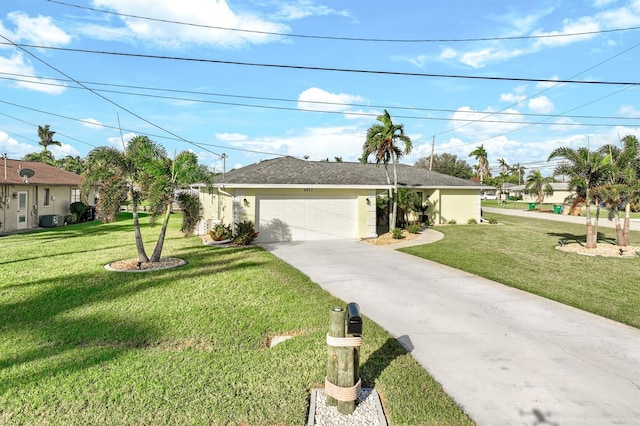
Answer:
[0, 214, 472, 426]
[402, 213, 640, 329]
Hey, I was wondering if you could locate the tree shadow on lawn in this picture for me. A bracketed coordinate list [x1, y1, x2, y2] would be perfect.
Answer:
[546, 231, 616, 246]
[0, 248, 264, 394]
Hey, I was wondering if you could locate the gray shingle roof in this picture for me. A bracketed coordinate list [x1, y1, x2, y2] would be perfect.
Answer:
[217, 156, 482, 188]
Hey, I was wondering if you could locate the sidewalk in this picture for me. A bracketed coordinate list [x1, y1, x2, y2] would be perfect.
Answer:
[483, 206, 640, 231]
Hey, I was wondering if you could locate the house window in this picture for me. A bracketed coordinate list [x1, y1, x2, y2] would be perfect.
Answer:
[44, 188, 50, 206]
[416, 191, 423, 207]
[71, 188, 81, 203]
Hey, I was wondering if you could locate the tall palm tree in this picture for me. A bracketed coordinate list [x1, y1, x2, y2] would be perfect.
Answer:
[469, 144, 490, 183]
[524, 170, 554, 204]
[548, 146, 613, 248]
[362, 110, 412, 230]
[595, 135, 639, 246]
[82, 135, 168, 263]
[37, 125, 61, 152]
[146, 151, 213, 262]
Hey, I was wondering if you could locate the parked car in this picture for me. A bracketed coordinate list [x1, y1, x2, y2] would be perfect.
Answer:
[481, 192, 497, 200]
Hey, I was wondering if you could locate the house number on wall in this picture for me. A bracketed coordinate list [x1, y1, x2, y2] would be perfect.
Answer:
[303, 188, 313, 192]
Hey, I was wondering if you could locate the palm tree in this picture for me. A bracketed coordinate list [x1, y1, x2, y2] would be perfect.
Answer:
[82, 135, 168, 263]
[595, 135, 639, 246]
[146, 151, 213, 262]
[362, 110, 412, 230]
[548, 146, 613, 248]
[469, 144, 490, 183]
[498, 158, 509, 176]
[56, 155, 85, 174]
[37, 125, 62, 152]
[23, 150, 55, 165]
[524, 170, 554, 204]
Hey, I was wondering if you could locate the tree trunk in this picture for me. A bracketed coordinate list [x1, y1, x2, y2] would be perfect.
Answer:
[622, 203, 631, 247]
[391, 158, 399, 230]
[150, 203, 172, 262]
[383, 165, 394, 231]
[131, 191, 149, 263]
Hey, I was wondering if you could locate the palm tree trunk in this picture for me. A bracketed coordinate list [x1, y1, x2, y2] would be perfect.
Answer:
[150, 204, 172, 262]
[131, 189, 149, 262]
[391, 157, 399, 230]
[585, 194, 597, 248]
[383, 165, 394, 231]
[622, 203, 631, 247]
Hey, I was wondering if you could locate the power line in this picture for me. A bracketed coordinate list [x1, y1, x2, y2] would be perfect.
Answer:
[1, 71, 639, 124]
[2, 42, 639, 86]
[0, 34, 225, 159]
[2, 76, 637, 128]
[47, 0, 640, 44]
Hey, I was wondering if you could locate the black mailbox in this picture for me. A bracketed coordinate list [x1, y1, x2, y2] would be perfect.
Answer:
[346, 302, 362, 335]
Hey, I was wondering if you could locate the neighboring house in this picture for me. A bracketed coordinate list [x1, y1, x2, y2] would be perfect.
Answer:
[507, 182, 574, 204]
[198, 156, 485, 242]
[0, 158, 90, 233]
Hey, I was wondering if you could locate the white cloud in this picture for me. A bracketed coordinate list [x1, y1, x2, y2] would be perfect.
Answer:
[449, 106, 527, 138]
[106, 132, 137, 147]
[0, 130, 38, 159]
[2, 11, 72, 46]
[87, 0, 291, 48]
[0, 53, 66, 95]
[297, 87, 366, 114]
[500, 92, 527, 103]
[228, 125, 365, 162]
[459, 47, 526, 69]
[274, 2, 351, 21]
[216, 132, 248, 142]
[81, 118, 104, 129]
[618, 104, 640, 118]
[528, 96, 554, 113]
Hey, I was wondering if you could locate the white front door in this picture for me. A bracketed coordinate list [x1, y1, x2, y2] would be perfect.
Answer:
[17, 191, 28, 230]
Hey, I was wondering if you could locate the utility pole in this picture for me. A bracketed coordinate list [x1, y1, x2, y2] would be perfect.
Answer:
[429, 136, 435, 171]
[221, 153, 227, 180]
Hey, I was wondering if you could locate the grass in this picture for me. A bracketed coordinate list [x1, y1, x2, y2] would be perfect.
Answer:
[402, 213, 640, 329]
[0, 213, 473, 426]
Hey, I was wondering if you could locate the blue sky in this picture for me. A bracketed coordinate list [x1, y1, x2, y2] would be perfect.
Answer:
[1, 0, 639, 176]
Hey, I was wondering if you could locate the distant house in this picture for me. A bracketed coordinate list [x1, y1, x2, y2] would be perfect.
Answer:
[507, 182, 574, 204]
[0, 158, 92, 233]
[198, 156, 485, 242]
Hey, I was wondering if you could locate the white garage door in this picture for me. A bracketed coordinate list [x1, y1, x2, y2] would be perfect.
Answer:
[257, 195, 357, 242]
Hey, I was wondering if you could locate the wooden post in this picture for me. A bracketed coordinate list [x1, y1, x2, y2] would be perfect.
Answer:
[337, 337, 356, 414]
[326, 307, 344, 407]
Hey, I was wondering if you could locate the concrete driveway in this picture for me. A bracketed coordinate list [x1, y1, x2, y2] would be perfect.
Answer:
[261, 239, 640, 426]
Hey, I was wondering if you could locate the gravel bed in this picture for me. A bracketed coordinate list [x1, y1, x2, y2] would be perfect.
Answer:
[308, 388, 387, 426]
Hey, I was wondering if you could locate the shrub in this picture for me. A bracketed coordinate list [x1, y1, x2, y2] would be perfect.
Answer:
[63, 214, 76, 225]
[407, 223, 421, 234]
[209, 222, 233, 241]
[234, 220, 259, 245]
[70, 201, 87, 222]
[488, 217, 498, 224]
[392, 228, 403, 239]
[467, 218, 478, 225]
[447, 219, 457, 225]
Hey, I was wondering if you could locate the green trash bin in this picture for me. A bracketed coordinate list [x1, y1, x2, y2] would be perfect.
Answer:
[528, 203, 536, 210]
[553, 204, 562, 214]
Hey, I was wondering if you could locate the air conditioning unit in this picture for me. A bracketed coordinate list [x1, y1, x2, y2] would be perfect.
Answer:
[39, 214, 59, 227]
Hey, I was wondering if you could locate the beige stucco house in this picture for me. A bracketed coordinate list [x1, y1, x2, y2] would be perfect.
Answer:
[0, 158, 91, 233]
[507, 182, 574, 204]
[198, 156, 485, 242]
